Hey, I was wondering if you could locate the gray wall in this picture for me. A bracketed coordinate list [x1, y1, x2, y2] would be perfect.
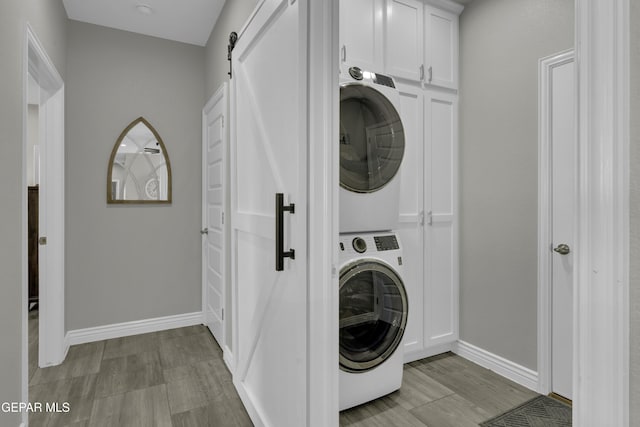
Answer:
[0, 1, 67, 424]
[204, 0, 258, 99]
[630, 0, 640, 422]
[458, 0, 573, 370]
[65, 21, 205, 330]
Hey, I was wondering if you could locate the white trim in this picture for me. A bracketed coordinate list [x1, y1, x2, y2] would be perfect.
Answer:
[574, 0, 629, 425]
[65, 312, 204, 346]
[453, 341, 538, 392]
[22, 22, 66, 427]
[307, 0, 339, 425]
[424, 0, 464, 16]
[537, 49, 575, 396]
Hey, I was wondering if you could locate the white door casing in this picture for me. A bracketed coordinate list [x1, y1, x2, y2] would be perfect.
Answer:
[230, 0, 309, 425]
[22, 22, 66, 427]
[575, 0, 629, 424]
[24, 24, 66, 368]
[202, 83, 228, 360]
[538, 49, 575, 399]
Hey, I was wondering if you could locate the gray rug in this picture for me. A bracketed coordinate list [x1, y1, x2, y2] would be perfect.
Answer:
[480, 395, 571, 427]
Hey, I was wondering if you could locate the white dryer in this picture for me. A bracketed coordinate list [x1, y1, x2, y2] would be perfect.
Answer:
[340, 67, 405, 233]
[339, 232, 408, 411]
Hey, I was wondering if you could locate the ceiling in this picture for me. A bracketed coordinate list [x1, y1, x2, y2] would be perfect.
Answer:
[63, 0, 473, 47]
[62, 0, 226, 46]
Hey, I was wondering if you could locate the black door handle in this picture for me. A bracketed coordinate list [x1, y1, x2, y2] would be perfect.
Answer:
[275, 193, 295, 271]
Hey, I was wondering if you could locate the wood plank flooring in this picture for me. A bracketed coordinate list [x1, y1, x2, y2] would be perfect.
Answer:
[28, 313, 252, 427]
[339, 353, 538, 427]
[29, 311, 538, 426]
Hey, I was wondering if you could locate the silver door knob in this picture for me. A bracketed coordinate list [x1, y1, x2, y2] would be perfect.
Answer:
[553, 243, 570, 255]
[200, 228, 208, 235]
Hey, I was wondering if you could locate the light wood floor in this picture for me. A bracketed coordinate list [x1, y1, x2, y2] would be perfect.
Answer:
[29, 312, 538, 426]
[28, 312, 252, 427]
[340, 353, 538, 426]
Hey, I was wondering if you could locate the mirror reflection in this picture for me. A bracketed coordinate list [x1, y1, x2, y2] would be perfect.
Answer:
[107, 117, 172, 204]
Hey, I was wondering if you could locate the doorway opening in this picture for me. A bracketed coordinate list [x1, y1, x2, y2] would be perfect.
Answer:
[22, 23, 67, 422]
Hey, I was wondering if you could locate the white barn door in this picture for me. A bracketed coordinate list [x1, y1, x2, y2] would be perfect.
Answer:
[230, 1, 308, 425]
[202, 84, 228, 351]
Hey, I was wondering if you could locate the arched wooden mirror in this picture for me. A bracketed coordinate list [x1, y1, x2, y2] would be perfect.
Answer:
[107, 117, 172, 204]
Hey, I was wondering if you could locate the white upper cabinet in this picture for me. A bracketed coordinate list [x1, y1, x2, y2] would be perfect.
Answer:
[424, 5, 459, 89]
[339, 0, 384, 73]
[340, 0, 461, 89]
[385, 0, 424, 82]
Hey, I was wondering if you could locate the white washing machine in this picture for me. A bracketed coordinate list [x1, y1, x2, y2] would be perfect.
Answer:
[340, 67, 405, 233]
[338, 232, 408, 411]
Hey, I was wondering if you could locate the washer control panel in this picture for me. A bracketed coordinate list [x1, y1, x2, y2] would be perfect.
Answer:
[339, 233, 400, 254]
[374, 235, 399, 251]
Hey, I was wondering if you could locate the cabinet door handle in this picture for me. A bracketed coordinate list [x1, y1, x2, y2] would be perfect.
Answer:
[420, 64, 425, 81]
[275, 193, 295, 271]
[428, 66, 433, 83]
[341, 45, 347, 62]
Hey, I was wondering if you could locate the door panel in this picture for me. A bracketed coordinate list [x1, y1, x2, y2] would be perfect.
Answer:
[339, 0, 384, 72]
[424, 7, 458, 89]
[385, 0, 424, 82]
[203, 87, 226, 348]
[396, 83, 424, 356]
[425, 92, 457, 345]
[231, 1, 308, 425]
[551, 59, 575, 401]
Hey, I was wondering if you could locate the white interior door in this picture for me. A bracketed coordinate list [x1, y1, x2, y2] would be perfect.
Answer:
[550, 58, 575, 401]
[202, 84, 227, 351]
[230, 1, 308, 425]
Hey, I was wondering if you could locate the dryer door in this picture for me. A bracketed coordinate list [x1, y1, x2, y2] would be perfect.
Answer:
[339, 260, 408, 372]
[340, 84, 405, 193]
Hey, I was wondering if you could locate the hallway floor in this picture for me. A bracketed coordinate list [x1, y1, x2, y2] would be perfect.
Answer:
[29, 315, 537, 427]
[28, 317, 251, 427]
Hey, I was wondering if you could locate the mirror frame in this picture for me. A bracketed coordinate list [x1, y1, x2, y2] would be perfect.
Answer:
[107, 117, 172, 204]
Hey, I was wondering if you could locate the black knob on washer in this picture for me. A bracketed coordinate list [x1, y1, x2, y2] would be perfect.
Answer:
[349, 66, 363, 80]
[352, 237, 367, 253]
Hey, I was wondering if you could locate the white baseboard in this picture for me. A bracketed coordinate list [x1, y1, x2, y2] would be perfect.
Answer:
[404, 342, 454, 364]
[453, 340, 538, 392]
[65, 312, 204, 346]
[223, 346, 235, 374]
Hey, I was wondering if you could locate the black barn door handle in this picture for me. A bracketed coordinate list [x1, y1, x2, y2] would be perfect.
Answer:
[275, 193, 295, 271]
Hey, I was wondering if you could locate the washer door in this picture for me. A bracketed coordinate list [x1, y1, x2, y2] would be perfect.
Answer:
[340, 84, 405, 193]
[339, 260, 408, 372]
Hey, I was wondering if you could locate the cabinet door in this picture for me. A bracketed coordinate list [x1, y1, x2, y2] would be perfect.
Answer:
[424, 91, 458, 347]
[424, 6, 459, 89]
[385, 0, 424, 82]
[339, 0, 384, 72]
[395, 83, 424, 357]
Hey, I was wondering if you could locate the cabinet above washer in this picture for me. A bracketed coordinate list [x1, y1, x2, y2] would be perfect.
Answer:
[339, 0, 463, 90]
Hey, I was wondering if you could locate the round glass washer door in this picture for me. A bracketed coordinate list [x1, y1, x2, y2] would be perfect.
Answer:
[340, 84, 405, 193]
[339, 259, 408, 373]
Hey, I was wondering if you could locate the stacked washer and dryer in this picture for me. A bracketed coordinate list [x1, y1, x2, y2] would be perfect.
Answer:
[339, 66, 409, 410]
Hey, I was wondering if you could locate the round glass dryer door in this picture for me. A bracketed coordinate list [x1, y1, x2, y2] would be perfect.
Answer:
[339, 260, 408, 372]
[340, 84, 405, 193]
